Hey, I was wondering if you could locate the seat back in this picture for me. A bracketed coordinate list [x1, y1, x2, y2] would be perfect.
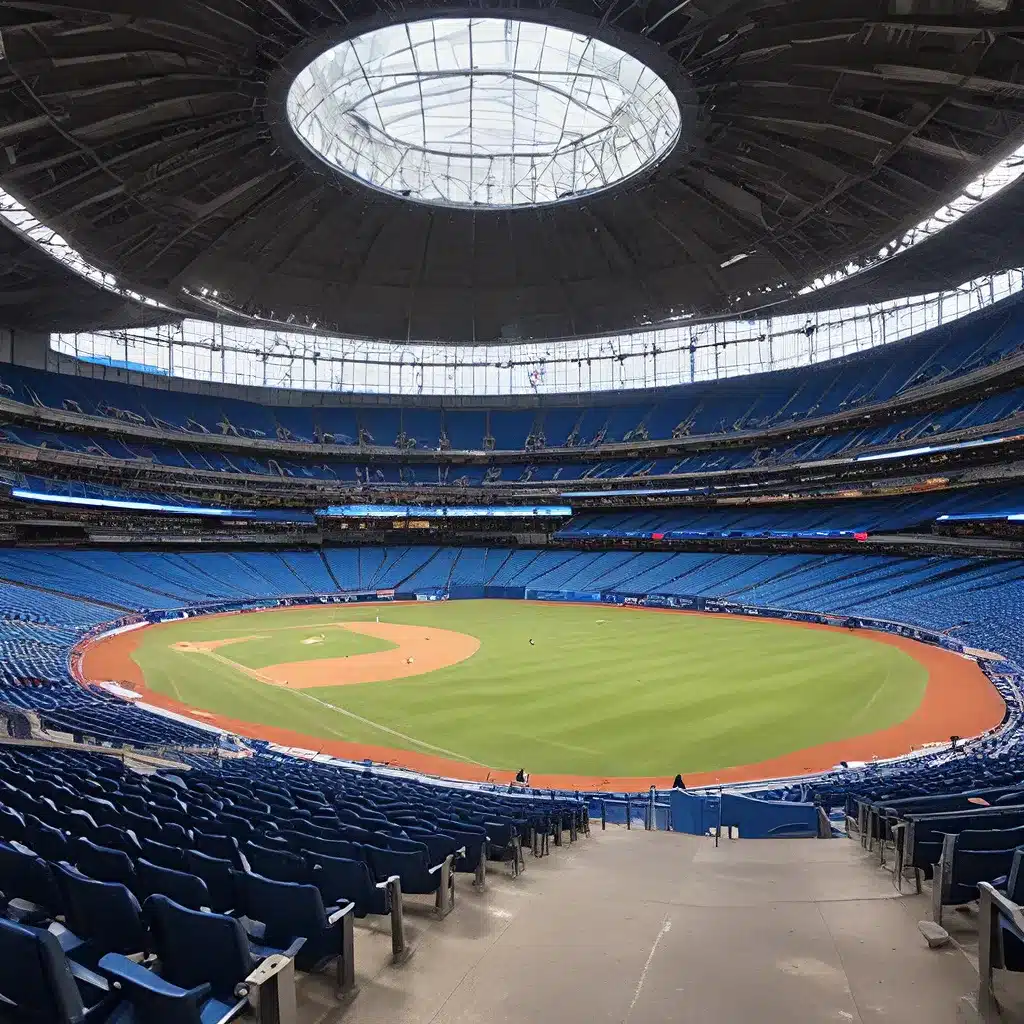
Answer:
[72, 837, 135, 889]
[92, 825, 140, 858]
[365, 845, 432, 892]
[308, 854, 384, 917]
[182, 850, 237, 913]
[121, 810, 163, 843]
[54, 863, 148, 957]
[0, 843, 63, 915]
[22, 815, 68, 863]
[137, 859, 209, 912]
[0, 804, 27, 844]
[139, 839, 186, 872]
[240, 872, 328, 945]
[386, 836, 430, 856]
[0, 917, 88, 1023]
[295, 834, 364, 861]
[243, 841, 308, 884]
[144, 895, 252, 998]
[193, 829, 240, 866]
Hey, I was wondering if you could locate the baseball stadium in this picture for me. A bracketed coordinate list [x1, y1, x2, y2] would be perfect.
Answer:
[1, 2, 1024, 1022]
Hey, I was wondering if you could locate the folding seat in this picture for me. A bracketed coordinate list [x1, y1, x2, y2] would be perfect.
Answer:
[138, 837, 187, 872]
[219, 812, 256, 841]
[307, 853, 392, 918]
[98, 895, 297, 1023]
[364, 843, 456, 919]
[64, 807, 100, 837]
[243, 841, 309, 884]
[91, 825, 141, 859]
[80, 796, 122, 828]
[253, 789, 293, 812]
[0, 842, 64, 923]
[120, 810, 164, 844]
[226, 802, 271, 825]
[291, 833, 366, 862]
[250, 830, 291, 850]
[386, 836, 430, 856]
[0, 916, 119, 1023]
[113, 793, 150, 816]
[149, 803, 192, 830]
[183, 850, 238, 914]
[0, 803, 27, 844]
[72, 837, 136, 890]
[435, 819, 489, 881]
[400, 828, 465, 866]
[292, 790, 330, 812]
[158, 821, 191, 849]
[193, 828, 242, 867]
[286, 818, 344, 842]
[236, 872, 356, 997]
[310, 813, 341, 829]
[23, 813, 69, 863]
[147, 790, 186, 812]
[136, 859, 210, 912]
[483, 819, 524, 870]
[54, 864, 149, 968]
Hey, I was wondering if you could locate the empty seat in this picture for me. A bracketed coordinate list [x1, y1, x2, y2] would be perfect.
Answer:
[138, 838, 186, 872]
[0, 842, 64, 923]
[193, 829, 241, 868]
[242, 841, 308, 884]
[0, 804, 27, 844]
[98, 894, 294, 1024]
[0, 916, 118, 1023]
[136, 859, 210, 912]
[365, 844, 456, 919]
[71, 838, 136, 890]
[54, 863, 149, 967]
[236, 872, 356, 994]
[23, 814, 69, 863]
[182, 850, 237, 914]
[308, 853, 389, 918]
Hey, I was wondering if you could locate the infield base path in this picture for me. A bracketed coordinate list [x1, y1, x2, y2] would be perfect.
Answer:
[173, 622, 479, 688]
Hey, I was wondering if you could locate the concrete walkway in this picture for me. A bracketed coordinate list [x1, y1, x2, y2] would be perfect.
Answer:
[299, 828, 978, 1023]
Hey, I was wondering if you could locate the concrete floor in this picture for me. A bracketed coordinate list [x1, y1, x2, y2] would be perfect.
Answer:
[298, 829, 980, 1024]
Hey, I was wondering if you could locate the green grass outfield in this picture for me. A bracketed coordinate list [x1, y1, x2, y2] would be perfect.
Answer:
[131, 600, 928, 776]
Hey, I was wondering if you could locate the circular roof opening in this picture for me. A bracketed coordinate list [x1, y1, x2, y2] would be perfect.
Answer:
[285, 17, 682, 209]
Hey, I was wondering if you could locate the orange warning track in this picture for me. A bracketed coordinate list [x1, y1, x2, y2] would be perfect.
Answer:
[77, 605, 1007, 792]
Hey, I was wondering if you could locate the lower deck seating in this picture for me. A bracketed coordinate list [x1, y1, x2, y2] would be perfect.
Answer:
[0, 743, 586, 1020]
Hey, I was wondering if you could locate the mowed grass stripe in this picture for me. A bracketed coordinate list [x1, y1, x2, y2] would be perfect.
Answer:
[132, 601, 927, 776]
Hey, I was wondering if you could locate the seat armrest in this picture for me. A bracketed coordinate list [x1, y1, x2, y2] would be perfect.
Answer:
[99, 952, 211, 1002]
[455, 846, 467, 858]
[375, 874, 401, 889]
[428, 861, 443, 874]
[327, 901, 355, 926]
[69, 959, 110, 993]
[245, 950, 298, 985]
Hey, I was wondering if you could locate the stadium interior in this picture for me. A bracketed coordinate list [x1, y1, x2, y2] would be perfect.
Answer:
[3, 0, 1024, 1021]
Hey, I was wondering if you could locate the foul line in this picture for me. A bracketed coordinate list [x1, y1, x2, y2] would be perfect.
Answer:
[190, 648, 490, 768]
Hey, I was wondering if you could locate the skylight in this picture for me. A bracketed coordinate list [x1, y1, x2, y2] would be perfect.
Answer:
[285, 17, 682, 208]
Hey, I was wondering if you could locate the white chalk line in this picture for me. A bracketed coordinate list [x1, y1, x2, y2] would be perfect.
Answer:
[626, 918, 672, 1022]
[189, 648, 489, 768]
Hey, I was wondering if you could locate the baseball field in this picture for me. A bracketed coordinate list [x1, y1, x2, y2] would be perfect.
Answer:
[80, 600, 1005, 788]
